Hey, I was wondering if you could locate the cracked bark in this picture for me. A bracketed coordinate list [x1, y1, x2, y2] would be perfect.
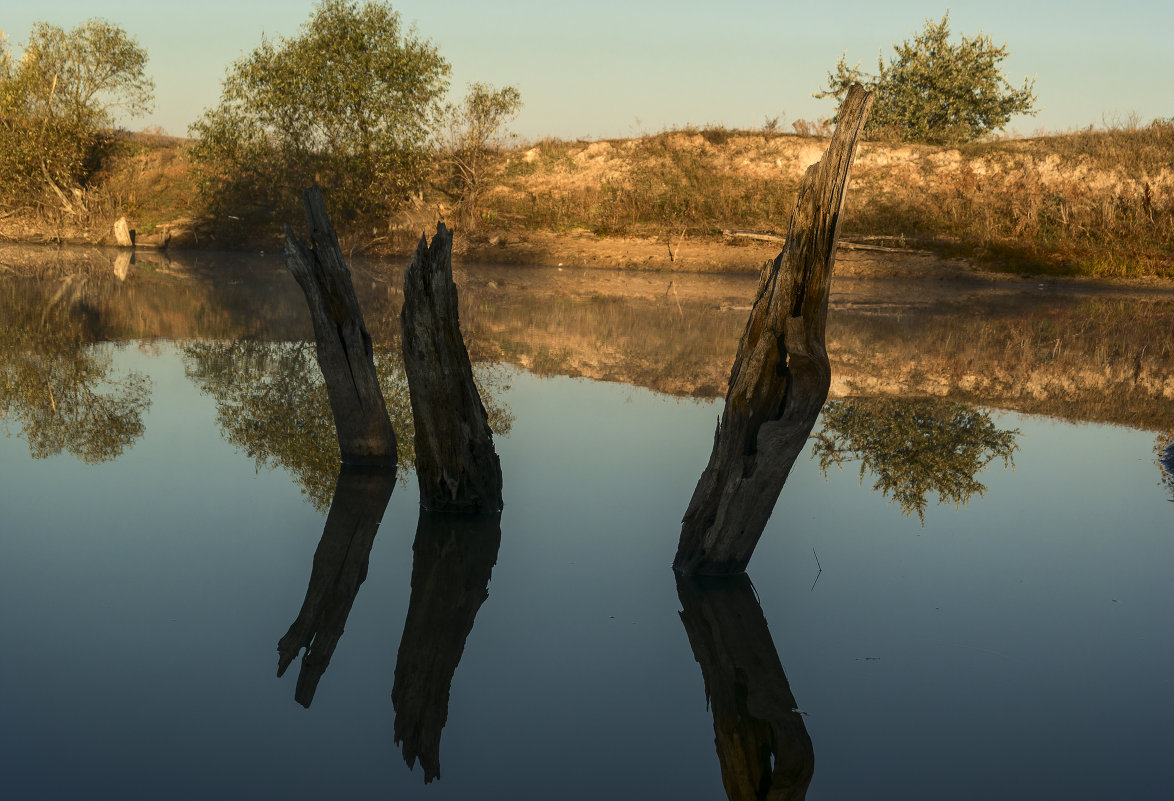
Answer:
[674, 85, 873, 575]
[284, 186, 397, 467]
[400, 223, 502, 513]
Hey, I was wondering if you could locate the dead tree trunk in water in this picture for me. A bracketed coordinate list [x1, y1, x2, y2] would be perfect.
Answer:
[674, 85, 873, 575]
[401, 223, 503, 513]
[284, 186, 397, 467]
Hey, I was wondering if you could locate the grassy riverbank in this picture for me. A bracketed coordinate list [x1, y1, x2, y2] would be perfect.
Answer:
[1, 123, 1171, 279]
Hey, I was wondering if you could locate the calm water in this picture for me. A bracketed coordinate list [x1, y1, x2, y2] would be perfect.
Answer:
[1, 248, 1172, 800]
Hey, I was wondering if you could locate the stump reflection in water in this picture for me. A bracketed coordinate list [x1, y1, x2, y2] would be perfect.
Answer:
[392, 510, 502, 783]
[678, 575, 814, 801]
[276, 466, 397, 707]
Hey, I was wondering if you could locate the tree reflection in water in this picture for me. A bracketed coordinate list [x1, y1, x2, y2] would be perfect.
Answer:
[0, 279, 151, 462]
[811, 397, 1019, 522]
[182, 340, 512, 509]
[392, 511, 502, 783]
[678, 575, 814, 801]
[277, 466, 398, 706]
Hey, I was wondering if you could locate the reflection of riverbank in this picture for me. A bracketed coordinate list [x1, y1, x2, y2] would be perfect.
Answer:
[455, 269, 1174, 430]
[3, 249, 1172, 430]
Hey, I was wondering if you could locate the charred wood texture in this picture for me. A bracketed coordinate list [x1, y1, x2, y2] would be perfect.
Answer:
[401, 223, 503, 512]
[392, 511, 502, 783]
[277, 466, 397, 707]
[284, 186, 397, 467]
[678, 575, 814, 801]
[674, 85, 873, 575]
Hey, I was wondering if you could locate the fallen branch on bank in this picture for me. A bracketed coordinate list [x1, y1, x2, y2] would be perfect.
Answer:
[722, 228, 929, 254]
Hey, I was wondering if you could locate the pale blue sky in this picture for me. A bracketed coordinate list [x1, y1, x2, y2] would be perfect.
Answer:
[4, 0, 1172, 140]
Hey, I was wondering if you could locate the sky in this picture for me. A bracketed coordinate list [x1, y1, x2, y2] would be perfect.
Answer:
[3, 0, 1172, 141]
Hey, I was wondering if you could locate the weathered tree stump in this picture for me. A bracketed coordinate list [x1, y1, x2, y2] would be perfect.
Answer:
[284, 186, 397, 467]
[392, 510, 502, 783]
[401, 223, 503, 512]
[277, 466, 397, 707]
[677, 575, 814, 800]
[674, 84, 873, 575]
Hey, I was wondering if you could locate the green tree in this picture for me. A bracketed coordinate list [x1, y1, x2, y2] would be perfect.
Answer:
[815, 13, 1036, 144]
[0, 20, 153, 206]
[183, 340, 512, 511]
[439, 82, 522, 216]
[189, 0, 450, 224]
[17, 20, 154, 128]
[811, 397, 1018, 522]
[0, 280, 152, 463]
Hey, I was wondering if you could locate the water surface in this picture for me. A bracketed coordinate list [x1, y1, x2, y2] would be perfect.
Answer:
[1, 248, 1172, 800]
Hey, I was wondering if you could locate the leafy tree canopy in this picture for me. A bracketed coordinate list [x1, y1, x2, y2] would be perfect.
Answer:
[189, 0, 451, 223]
[16, 20, 153, 128]
[0, 20, 153, 203]
[1, 280, 152, 463]
[811, 397, 1018, 523]
[815, 13, 1036, 144]
[439, 82, 522, 213]
[183, 340, 512, 511]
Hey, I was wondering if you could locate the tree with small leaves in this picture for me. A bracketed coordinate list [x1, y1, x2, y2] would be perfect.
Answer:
[811, 397, 1018, 523]
[815, 13, 1036, 144]
[0, 20, 153, 206]
[439, 82, 522, 217]
[189, 0, 450, 224]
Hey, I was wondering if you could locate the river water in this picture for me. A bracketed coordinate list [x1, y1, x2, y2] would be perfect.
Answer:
[1, 247, 1172, 800]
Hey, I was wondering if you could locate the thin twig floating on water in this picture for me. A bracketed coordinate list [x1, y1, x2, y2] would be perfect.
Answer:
[810, 548, 824, 592]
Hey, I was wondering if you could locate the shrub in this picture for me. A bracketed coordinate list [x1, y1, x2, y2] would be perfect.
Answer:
[0, 20, 153, 206]
[188, 0, 450, 224]
[816, 12, 1036, 144]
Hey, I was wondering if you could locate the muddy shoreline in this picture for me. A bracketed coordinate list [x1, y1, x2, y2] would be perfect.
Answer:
[6, 233, 1174, 301]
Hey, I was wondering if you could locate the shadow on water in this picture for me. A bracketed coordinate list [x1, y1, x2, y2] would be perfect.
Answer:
[392, 510, 502, 783]
[678, 575, 814, 800]
[277, 466, 398, 707]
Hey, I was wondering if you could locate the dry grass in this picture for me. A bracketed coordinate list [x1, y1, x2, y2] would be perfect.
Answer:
[482, 129, 801, 237]
[473, 122, 1174, 279]
[841, 122, 1174, 278]
[4, 123, 1172, 280]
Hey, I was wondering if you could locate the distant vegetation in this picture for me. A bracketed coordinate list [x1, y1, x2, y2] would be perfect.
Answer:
[0, 4, 1169, 280]
[474, 119, 1173, 278]
[186, 0, 522, 229]
[0, 19, 153, 223]
[188, 0, 451, 226]
[437, 82, 523, 224]
[816, 12, 1037, 144]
